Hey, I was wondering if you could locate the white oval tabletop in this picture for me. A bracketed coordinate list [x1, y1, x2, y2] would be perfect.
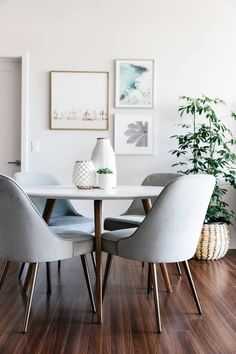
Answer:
[23, 185, 163, 200]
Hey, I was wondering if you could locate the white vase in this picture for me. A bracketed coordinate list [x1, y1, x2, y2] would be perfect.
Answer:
[97, 173, 114, 190]
[72, 160, 96, 189]
[91, 138, 117, 187]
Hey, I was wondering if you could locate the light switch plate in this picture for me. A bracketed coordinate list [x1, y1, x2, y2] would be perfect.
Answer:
[31, 140, 40, 152]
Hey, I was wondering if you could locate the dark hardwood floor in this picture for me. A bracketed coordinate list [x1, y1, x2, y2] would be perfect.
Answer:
[0, 251, 235, 354]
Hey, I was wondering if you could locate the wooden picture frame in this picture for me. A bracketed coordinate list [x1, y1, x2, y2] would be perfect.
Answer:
[50, 71, 109, 130]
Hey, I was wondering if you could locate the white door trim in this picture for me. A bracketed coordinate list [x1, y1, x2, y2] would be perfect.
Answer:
[0, 51, 29, 171]
[21, 52, 29, 171]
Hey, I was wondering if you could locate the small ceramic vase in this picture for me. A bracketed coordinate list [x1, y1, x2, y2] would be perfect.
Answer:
[72, 160, 95, 189]
[97, 173, 114, 190]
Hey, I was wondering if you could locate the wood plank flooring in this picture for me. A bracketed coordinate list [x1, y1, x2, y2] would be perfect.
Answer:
[0, 251, 235, 354]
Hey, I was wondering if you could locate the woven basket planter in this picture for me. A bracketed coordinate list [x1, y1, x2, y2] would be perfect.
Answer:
[195, 223, 230, 260]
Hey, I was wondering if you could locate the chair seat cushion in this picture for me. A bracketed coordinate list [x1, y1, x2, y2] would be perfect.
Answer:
[49, 216, 94, 233]
[102, 228, 136, 255]
[55, 229, 95, 256]
[104, 215, 144, 231]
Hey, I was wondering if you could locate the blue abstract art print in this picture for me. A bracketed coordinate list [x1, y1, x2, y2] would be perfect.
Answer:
[115, 59, 154, 108]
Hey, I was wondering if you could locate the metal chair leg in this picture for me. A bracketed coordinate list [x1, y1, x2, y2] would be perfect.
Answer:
[160, 263, 172, 292]
[91, 252, 96, 272]
[23, 263, 52, 295]
[102, 254, 113, 301]
[183, 260, 202, 315]
[147, 263, 152, 294]
[18, 263, 26, 279]
[0, 261, 10, 290]
[46, 262, 52, 295]
[23, 264, 33, 293]
[80, 255, 96, 313]
[58, 260, 61, 271]
[150, 263, 161, 333]
[176, 262, 182, 276]
[23, 262, 39, 333]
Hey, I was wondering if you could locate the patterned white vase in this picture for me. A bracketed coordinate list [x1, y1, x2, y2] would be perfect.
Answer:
[72, 160, 96, 189]
[91, 138, 117, 187]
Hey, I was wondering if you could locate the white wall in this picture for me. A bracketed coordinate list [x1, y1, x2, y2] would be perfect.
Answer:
[0, 0, 235, 246]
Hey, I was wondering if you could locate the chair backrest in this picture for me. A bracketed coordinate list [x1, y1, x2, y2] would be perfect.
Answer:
[0, 175, 72, 263]
[14, 172, 77, 217]
[118, 175, 215, 263]
[124, 173, 183, 215]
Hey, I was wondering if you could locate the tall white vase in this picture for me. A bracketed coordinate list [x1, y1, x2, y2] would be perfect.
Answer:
[91, 138, 117, 187]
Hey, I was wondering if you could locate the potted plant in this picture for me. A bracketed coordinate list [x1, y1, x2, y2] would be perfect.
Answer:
[97, 168, 114, 190]
[171, 95, 236, 259]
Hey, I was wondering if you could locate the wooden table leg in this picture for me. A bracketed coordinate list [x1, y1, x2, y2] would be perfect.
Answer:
[42, 199, 56, 223]
[94, 200, 103, 324]
[142, 199, 172, 293]
[142, 198, 152, 214]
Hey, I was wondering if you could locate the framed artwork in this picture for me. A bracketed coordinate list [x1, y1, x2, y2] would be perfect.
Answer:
[115, 59, 154, 108]
[114, 114, 154, 155]
[50, 71, 109, 130]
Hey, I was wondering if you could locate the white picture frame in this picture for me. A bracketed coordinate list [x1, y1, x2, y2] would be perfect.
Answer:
[115, 59, 154, 108]
[50, 71, 109, 130]
[114, 114, 154, 155]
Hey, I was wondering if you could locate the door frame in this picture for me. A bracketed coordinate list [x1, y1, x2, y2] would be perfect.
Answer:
[0, 51, 29, 171]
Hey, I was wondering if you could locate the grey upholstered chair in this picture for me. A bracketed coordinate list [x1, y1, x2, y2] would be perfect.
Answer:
[0, 175, 96, 333]
[104, 173, 182, 231]
[104, 173, 183, 288]
[101, 175, 215, 333]
[14, 172, 94, 233]
[14, 172, 95, 287]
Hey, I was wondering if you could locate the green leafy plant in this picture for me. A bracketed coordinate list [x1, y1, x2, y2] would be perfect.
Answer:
[171, 95, 236, 224]
[96, 168, 113, 174]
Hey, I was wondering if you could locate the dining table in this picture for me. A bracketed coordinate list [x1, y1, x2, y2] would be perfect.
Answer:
[23, 184, 166, 324]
